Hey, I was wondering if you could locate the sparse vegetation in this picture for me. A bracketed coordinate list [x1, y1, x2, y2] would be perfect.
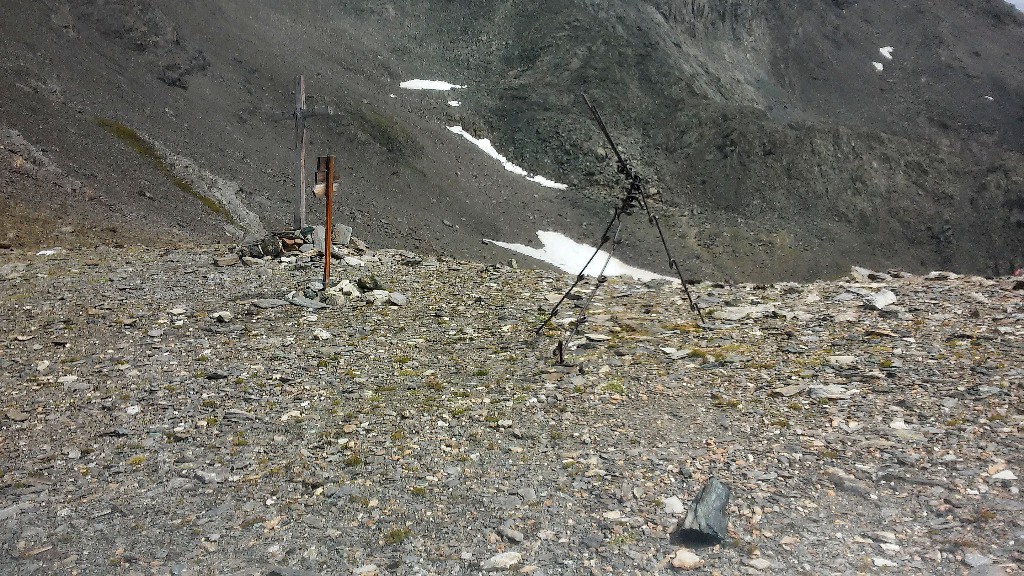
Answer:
[95, 118, 231, 218]
[383, 526, 412, 545]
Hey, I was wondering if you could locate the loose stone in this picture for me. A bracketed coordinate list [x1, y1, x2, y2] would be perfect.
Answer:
[481, 551, 522, 570]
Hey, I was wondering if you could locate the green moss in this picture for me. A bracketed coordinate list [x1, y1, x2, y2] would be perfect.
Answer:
[95, 118, 231, 219]
[600, 380, 625, 394]
[355, 108, 420, 155]
[383, 526, 412, 545]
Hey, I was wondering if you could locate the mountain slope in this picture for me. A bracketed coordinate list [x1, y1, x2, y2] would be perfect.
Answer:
[1, 0, 1022, 280]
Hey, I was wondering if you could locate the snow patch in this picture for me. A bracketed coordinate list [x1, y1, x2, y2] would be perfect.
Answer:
[448, 126, 568, 190]
[527, 175, 565, 188]
[487, 231, 674, 282]
[872, 61, 884, 72]
[400, 80, 465, 91]
[879, 46, 894, 60]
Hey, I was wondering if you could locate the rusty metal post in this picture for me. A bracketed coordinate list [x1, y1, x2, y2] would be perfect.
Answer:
[318, 155, 336, 288]
[294, 75, 307, 230]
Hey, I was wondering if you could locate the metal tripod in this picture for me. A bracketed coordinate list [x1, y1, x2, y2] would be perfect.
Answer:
[535, 94, 705, 364]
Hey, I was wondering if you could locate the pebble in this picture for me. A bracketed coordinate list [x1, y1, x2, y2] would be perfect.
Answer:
[213, 254, 239, 267]
[865, 289, 897, 310]
[357, 274, 383, 291]
[210, 311, 233, 322]
[499, 524, 525, 543]
[663, 496, 686, 515]
[481, 551, 522, 570]
[743, 558, 772, 570]
[670, 548, 703, 570]
[809, 384, 855, 400]
[827, 355, 858, 368]
[963, 551, 993, 568]
[5, 409, 30, 422]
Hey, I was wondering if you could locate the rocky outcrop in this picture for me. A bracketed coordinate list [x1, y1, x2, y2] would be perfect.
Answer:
[63, 0, 209, 88]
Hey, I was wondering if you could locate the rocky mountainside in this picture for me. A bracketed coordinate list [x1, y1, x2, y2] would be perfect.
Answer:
[0, 243, 1021, 574]
[1, 1, 1023, 281]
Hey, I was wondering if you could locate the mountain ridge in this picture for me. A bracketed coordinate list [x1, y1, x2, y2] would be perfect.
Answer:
[1, 0, 1022, 281]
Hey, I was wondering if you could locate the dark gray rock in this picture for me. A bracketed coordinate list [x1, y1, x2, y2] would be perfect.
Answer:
[673, 477, 731, 546]
[239, 236, 283, 259]
[357, 275, 383, 291]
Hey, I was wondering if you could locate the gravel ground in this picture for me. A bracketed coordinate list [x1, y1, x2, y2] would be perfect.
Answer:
[0, 244, 1021, 575]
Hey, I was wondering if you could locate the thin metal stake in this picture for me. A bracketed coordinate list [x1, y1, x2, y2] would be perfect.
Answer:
[323, 155, 335, 288]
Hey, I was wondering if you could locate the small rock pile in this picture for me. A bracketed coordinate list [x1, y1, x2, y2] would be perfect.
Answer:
[215, 227, 411, 310]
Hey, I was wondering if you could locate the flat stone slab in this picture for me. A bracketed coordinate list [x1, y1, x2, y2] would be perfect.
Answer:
[252, 299, 290, 309]
[287, 295, 328, 310]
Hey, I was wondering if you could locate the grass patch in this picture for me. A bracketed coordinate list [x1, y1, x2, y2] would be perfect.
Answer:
[600, 380, 625, 394]
[383, 526, 412, 545]
[353, 107, 421, 155]
[95, 117, 231, 219]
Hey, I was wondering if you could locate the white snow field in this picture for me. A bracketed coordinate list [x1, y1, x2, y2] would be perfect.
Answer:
[488, 230, 675, 282]
[399, 80, 466, 90]
[447, 126, 568, 190]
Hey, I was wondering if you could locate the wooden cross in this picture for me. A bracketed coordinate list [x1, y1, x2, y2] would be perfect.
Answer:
[291, 75, 334, 230]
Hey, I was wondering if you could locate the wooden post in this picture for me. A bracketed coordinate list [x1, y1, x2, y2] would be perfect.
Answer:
[294, 75, 307, 230]
[323, 155, 335, 288]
